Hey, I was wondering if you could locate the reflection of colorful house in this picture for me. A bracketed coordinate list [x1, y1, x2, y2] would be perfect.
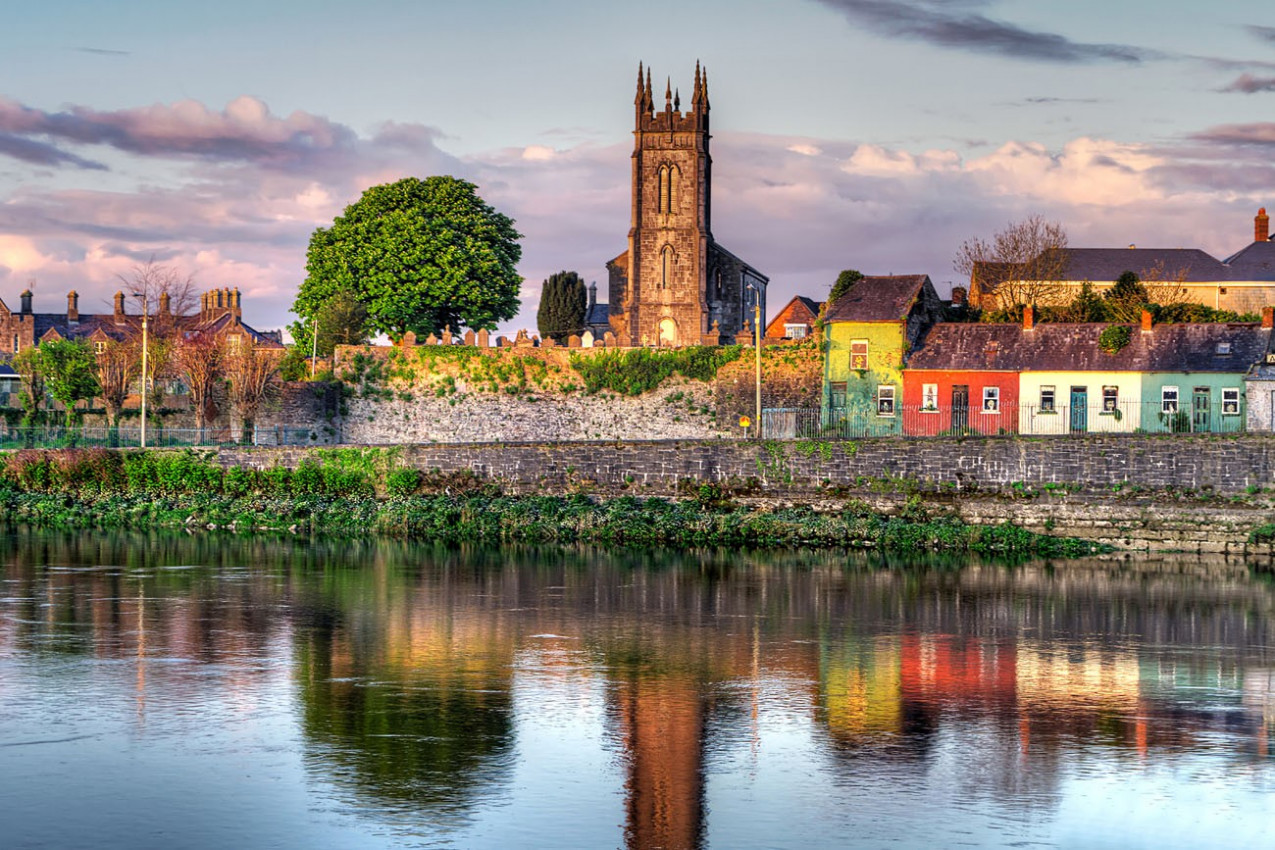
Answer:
[899, 635, 1017, 708]
[820, 637, 902, 741]
[1017, 643, 1141, 712]
[822, 275, 943, 435]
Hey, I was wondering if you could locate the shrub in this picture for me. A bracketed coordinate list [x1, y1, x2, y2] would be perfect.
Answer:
[386, 468, 421, 497]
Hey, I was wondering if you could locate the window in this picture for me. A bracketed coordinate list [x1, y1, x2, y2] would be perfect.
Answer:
[1223, 387, 1240, 415]
[227, 335, 242, 352]
[1040, 385, 1055, 412]
[1162, 386, 1179, 413]
[982, 386, 1000, 412]
[1216, 342, 1232, 355]
[11, 334, 17, 353]
[921, 383, 939, 411]
[850, 340, 869, 370]
[784, 324, 808, 340]
[877, 385, 896, 416]
[660, 245, 674, 288]
[1102, 385, 1118, 412]
[94, 341, 106, 354]
[829, 382, 847, 409]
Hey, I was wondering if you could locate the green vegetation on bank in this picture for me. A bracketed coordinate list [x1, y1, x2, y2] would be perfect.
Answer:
[0, 448, 1098, 556]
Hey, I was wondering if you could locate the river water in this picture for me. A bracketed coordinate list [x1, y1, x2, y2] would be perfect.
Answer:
[0, 529, 1271, 849]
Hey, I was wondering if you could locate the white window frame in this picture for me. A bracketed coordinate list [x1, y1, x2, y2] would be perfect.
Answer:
[1039, 385, 1055, 413]
[982, 386, 1000, 413]
[1102, 385, 1118, 413]
[1162, 386, 1179, 413]
[921, 383, 939, 412]
[784, 323, 808, 340]
[1222, 387, 1240, 415]
[876, 385, 896, 417]
[850, 340, 869, 370]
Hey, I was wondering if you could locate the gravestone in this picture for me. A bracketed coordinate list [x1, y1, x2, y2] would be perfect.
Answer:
[425, 333, 438, 346]
[542, 337, 557, 348]
[476, 329, 489, 348]
[400, 331, 417, 348]
[442, 326, 452, 346]
[464, 329, 476, 346]
[581, 330, 595, 348]
[567, 334, 582, 348]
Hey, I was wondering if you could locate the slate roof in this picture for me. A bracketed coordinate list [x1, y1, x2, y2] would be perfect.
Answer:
[908, 322, 1271, 373]
[824, 275, 931, 323]
[585, 303, 610, 327]
[1222, 240, 1275, 280]
[1055, 248, 1227, 283]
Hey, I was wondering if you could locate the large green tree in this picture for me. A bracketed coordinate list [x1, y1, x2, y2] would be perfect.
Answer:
[288, 289, 372, 362]
[40, 339, 100, 428]
[536, 271, 586, 342]
[294, 176, 522, 340]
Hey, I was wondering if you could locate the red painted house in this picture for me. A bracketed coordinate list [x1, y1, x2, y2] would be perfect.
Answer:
[764, 296, 822, 341]
[901, 309, 1036, 436]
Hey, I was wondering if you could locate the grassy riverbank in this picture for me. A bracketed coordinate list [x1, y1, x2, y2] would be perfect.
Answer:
[0, 448, 1102, 556]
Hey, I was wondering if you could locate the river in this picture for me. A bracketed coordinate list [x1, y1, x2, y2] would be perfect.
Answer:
[0, 529, 1271, 849]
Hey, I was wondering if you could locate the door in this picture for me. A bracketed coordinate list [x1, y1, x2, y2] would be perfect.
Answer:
[1192, 387, 1211, 433]
[1069, 387, 1088, 433]
[951, 385, 969, 433]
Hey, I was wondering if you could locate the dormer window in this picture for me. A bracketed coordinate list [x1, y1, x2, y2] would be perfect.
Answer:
[1216, 342, 1232, 355]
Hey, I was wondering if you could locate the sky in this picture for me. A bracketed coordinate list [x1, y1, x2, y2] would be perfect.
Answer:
[3, 0, 1275, 336]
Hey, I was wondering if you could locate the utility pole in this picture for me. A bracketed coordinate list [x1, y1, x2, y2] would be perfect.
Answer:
[310, 316, 319, 380]
[138, 296, 149, 449]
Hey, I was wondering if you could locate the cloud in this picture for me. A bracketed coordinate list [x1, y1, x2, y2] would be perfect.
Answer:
[0, 95, 362, 169]
[0, 133, 106, 169]
[1190, 122, 1275, 147]
[812, 0, 1152, 63]
[0, 92, 1269, 336]
[1247, 25, 1275, 44]
[1221, 73, 1275, 93]
[76, 47, 130, 57]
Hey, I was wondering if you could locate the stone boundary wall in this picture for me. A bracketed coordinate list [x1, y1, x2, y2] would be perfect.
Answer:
[211, 433, 1275, 495]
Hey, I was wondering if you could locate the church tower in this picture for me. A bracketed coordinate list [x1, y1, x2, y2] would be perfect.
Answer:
[607, 63, 766, 347]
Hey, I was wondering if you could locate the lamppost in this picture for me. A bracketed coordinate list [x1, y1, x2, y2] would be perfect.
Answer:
[310, 316, 319, 380]
[747, 282, 763, 438]
[135, 295, 148, 449]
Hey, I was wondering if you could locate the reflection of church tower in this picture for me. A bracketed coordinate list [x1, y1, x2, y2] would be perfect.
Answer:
[616, 677, 706, 850]
[607, 62, 767, 347]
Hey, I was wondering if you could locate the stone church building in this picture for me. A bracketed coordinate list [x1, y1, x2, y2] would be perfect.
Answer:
[604, 62, 768, 347]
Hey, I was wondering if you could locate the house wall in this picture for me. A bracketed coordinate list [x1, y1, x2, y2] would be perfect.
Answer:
[823, 321, 905, 436]
[764, 300, 816, 340]
[1018, 372, 1143, 435]
[1246, 378, 1275, 432]
[1141, 373, 1247, 434]
[902, 370, 1019, 436]
[993, 279, 1275, 315]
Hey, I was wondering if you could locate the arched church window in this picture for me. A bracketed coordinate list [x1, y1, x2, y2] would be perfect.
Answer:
[661, 245, 675, 288]
[657, 167, 668, 214]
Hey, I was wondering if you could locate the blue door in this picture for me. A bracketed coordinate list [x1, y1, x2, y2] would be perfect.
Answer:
[1069, 387, 1088, 433]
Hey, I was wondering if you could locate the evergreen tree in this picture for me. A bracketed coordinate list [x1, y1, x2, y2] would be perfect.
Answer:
[536, 271, 587, 342]
[828, 269, 863, 305]
[1104, 271, 1149, 321]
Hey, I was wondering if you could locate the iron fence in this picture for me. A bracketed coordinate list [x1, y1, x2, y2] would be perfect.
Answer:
[761, 401, 1249, 439]
[0, 424, 327, 450]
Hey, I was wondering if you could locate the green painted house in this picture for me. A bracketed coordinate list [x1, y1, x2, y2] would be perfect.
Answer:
[822, 274, 944, 435]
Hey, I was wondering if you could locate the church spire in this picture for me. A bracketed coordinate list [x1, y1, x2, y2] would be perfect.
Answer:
[693, 61, 702, 107]
[664, 77, 672, 111]
[645, 68, 653, 110]
[700, 67, 710, 111]
[674, 88, 680, 112]
[636, 62, 645, 106]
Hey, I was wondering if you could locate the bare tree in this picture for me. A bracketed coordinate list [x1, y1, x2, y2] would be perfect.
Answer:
[173, 331, 223, 440]
[955, 216, 1069, 309]
[96, 339, 140, 441]
[117, 257, 200, 326]
[224, 337, 280, 443]
[1139, 260, 1193, 309]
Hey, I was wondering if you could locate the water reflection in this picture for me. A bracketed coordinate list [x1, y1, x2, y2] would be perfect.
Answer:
[0, 529, 1272, 849]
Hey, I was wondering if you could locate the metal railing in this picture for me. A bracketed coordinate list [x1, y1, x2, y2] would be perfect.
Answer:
[762, 401, 1249, 439]
[0, 425, 327, 449]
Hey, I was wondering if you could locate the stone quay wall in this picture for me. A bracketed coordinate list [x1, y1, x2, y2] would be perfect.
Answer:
[207, 434, 1275, 553]
[213, 434, 1275, 495]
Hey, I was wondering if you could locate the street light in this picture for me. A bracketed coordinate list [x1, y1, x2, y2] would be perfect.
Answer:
[135, 294, 148, 449]
[746, 282, 763, 438]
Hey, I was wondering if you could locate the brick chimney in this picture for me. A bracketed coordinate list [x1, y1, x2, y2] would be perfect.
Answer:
[1263, 306, 1273, 329]
[113, 290, 125, 324]
[159, 291, 171, 315]
[950, 286, 967, 308]
[67, 291, 79, 323]
[1258, 208, 1270, 243]
[1022, 303, 1034, 331]
[1141, 309, 1153, 333]
[20, 289, 32, 315]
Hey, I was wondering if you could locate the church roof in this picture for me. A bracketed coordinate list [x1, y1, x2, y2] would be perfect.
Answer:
[824, 275, 932, 323]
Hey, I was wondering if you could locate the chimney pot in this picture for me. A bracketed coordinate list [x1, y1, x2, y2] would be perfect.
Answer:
[113, 290, 125, 323]
[1141, 309, 1153, 332]
[20, 290, 32, 315]
[1022, 303, 1034, 331]
[1257, 208, 1270, 243]
[1263, 306, 1274, 329]
[67, 291, 79, 323]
